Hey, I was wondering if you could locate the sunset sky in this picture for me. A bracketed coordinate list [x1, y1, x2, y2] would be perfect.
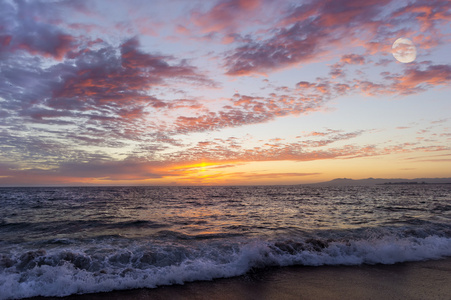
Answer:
[0, 0, 450, 186]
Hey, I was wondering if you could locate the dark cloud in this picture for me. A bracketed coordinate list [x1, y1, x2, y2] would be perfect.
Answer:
[0, 159, 167, 185]
[0, 0, 78, 59]
[0, 1, 218, 175]
[0, 34, 214, 144]
[48, 37, 213, 113]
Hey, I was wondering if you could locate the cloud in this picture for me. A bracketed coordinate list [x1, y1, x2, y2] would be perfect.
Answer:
[1, 125, 448, 185]
[163, 130, 367, 164]
[0, 0, 450, 185]
[236, 172, 320, 178]
[350, 63, 451, 96]
[166, 59, 451, 136]
[392, 0, 451, 33]
[51, 37, 211, 113]
[55, 160, 167, 180]
[0, 0, 79, 60]
[0, 159, 171, 185]
[340, 54, 366, 65]
[224, 0, 392, 75]
[330, 53, 366, 78]
[172, 90, 325, 134]
[1, 34, 215, 146]
[224, 0, 451, 76]
[191, 0, 263, 34]
[224, 27, 321, 76]
[392, 64, 451, 93]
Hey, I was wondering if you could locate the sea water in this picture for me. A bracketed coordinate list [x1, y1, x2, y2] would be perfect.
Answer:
[1, 185, 450, 299]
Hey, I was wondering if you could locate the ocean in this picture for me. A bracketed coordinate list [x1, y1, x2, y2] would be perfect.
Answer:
[1, 185, 451, 299]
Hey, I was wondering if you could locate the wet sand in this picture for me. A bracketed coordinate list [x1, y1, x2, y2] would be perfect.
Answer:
[32, 258, 451, 300]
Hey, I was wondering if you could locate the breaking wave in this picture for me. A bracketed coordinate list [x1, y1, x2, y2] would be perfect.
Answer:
[1, 233, 451, 299]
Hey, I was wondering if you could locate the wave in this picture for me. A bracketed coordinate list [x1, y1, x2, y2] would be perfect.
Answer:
[109, 220, 169, 229]
[1, 233, 451, 299]
[0, 219, 170, 233]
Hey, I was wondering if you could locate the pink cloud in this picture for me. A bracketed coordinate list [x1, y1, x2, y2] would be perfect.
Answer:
[334, 83, 352, 95]
[296, 81, 317, 89]
[191, 0, 262, 33]
[175, 24, 190, 35]
[224, 0, 450, 76]
[0, 0, 450, 185]
[172, 89, 326, 134]
[333, 62, 451, 97]
[1, 30, 217, 146]
[164, 130, 369, 164]
[224, 0, 390, 76]
[393, 64, 451, 92]
[392, 0, 451, 32]
[49, 37, 213, 115]
[340, 54, 365, 65]
[354, 80, 393, 96]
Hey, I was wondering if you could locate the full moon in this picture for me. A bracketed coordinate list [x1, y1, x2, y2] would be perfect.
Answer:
[392, 38, 417, 63]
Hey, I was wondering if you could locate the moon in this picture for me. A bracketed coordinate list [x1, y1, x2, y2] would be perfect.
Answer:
[392, 38, 417, 63]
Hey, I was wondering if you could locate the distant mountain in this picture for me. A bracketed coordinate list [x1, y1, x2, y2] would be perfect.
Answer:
[311, 177, 451, 186]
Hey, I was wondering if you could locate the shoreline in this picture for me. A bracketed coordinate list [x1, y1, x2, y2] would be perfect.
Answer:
[30, 257, 451, 300]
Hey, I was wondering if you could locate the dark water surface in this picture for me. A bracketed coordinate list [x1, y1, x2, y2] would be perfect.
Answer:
[1, 185, 450, 299]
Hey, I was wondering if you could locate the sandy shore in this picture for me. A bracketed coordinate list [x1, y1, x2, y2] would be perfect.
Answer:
[31, 258, 451, 300]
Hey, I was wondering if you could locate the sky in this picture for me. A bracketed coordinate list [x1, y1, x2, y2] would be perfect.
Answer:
[0, 0, 450, 186]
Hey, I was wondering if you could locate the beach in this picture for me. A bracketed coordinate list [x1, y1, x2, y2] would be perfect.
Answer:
[31, 257, 451, 300]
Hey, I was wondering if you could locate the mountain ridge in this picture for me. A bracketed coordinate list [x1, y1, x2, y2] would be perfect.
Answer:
[310, 177, 451, 186]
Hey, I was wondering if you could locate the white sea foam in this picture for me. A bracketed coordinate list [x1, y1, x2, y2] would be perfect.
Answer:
[1, 235, 451, 299]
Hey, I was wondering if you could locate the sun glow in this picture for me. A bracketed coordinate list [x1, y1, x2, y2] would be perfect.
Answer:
[172, 161, 222, 172]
